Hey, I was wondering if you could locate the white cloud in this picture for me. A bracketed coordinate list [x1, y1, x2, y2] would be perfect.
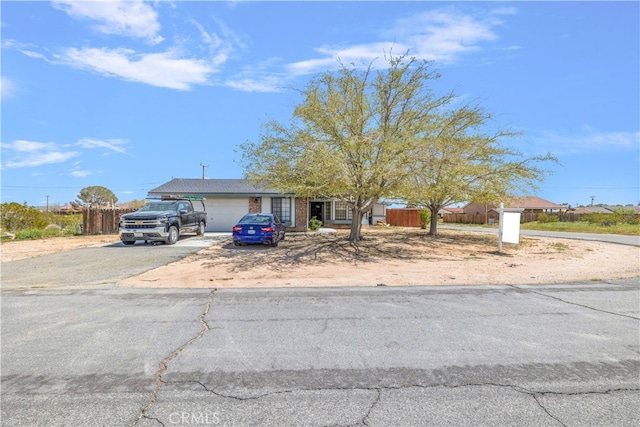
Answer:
[225, 76, 284, 93]
[491, 7, 518, 16]
[69, 169, 93, 178]
[385, 10, 499, 63]
[76, 138, 130, 155]
[528, 128, 640, 153]
[287, 42, 405, 76]
[279, 7, 505, 81]
[0, 76, 19, 100]
[1, 137, 132, 169]
[51, 0, 163, 44]
[57, 47, 213, 90]
[190, 16, 245, 67]
[1, 140, 80, 168]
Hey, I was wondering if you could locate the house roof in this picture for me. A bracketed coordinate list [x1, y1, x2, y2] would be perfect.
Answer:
[572, 206, 614, 214]
[148, 178, 291, 197]
[504, 196, 565, 210]
[463, 196, 564, 211]
[443, 207, 464, 214]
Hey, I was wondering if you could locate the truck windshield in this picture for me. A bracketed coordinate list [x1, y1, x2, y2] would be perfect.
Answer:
[139, 202, 177, 211]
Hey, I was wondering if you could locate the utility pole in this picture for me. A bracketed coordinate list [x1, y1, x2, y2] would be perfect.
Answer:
[590, 195, 595, 207]
[46, 195, 50, 212]
[200, 163, 208, 179]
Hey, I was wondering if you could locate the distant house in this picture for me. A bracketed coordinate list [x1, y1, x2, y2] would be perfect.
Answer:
[147, 178, 387, 232]
[462, 196, 565, 216]
[439, 207, 464, 215]
[571, 206, 614, 214]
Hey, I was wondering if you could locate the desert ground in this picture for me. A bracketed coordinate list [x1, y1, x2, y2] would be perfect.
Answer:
[1, 227, 638, 288]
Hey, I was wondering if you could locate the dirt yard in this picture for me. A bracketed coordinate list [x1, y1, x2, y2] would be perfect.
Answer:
[3, 228, 638, 288]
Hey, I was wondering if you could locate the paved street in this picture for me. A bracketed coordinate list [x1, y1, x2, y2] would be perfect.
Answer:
[2, 280, 639, 426]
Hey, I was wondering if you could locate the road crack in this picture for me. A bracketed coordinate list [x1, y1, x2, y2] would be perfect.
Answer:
[131, 289, 216, 426]
[192, 380, 638, 426]
[508, 284, 640, 320]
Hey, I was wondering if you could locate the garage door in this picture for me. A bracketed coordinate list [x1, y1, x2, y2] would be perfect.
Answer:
[203, 198, 249, 232]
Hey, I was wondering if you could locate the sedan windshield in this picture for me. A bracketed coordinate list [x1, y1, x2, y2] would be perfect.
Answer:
[238, 215, 271, 224]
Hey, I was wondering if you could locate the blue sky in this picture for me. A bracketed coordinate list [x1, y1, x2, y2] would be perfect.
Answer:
[1, 1, 638, 208]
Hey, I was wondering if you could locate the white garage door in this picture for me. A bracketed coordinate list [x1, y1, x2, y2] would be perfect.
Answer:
[204, 198, 249, 232]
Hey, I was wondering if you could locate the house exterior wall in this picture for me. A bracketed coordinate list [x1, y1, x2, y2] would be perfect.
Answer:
[371, 203, 387, 225]
[462, 202, 493, 216]
[249, 197, 261, 213]
[262, 197, 272, 213]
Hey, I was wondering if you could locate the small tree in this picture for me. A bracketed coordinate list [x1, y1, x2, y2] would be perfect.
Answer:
[76, 186, 118, 207]
[400, 104, 558, 235]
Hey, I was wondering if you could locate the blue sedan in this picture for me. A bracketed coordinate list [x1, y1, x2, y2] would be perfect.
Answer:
[232, 213, 286, 247]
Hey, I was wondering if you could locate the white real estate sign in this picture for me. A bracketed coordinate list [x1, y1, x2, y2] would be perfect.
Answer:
[501, 212, 521, 244]
[498, 203, 523, 252]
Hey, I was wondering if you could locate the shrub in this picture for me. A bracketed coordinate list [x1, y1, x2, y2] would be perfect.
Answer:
[418, 209, 431, 229]
[537, 212, 559, 223]
[308, 216, 322, 231]
[612, 208, 639, 225]
[0, 202, 49, 232]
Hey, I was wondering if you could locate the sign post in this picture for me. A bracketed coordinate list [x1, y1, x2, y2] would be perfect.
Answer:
[498, 202, 524, 252]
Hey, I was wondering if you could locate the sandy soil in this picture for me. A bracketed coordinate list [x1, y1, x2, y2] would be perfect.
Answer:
[3, 228, 636, 288]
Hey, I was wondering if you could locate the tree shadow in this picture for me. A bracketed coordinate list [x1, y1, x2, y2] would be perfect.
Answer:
[198, 229, 501, 273]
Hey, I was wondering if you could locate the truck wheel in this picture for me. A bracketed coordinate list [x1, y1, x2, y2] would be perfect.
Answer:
[196, 221, 205, 236]
[166, 226, 179, 245]
[122, 241, 135, 246]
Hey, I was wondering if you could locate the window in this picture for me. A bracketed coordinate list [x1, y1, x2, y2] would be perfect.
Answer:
[272, 198, 291, 225]
[325, 202, 332, 221]
[334, 201, 352, 220]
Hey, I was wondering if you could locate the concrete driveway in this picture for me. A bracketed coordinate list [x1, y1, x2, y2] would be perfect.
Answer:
[0, 233, 230, 290]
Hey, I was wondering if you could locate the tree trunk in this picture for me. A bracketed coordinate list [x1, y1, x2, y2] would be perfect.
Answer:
[348, 207, 365, 241]
[428, 205, 440, 236]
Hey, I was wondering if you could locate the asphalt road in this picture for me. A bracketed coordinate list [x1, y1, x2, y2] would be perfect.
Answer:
[1, 280, 639, 426]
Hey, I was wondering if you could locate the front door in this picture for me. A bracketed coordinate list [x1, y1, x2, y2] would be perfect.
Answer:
[310, 202, 324, 222]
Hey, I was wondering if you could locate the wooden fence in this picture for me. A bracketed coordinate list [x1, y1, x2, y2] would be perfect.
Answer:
[444, 212, 541, 224]
[389, 209, 636, 227]
[386, 208, 423, 227]
[82, 207, 135, 235]
[388, 209, 544, 226]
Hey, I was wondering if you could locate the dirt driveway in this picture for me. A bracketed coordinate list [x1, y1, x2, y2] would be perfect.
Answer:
[4, 227, 635, 289]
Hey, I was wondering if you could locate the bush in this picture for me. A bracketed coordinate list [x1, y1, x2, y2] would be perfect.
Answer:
[308, 216, 322, 231]
[0, 202, 49, 232]
[418, 209, 431, 229]
[537, 213, 559, 223]
[582, 209, 639, 226]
